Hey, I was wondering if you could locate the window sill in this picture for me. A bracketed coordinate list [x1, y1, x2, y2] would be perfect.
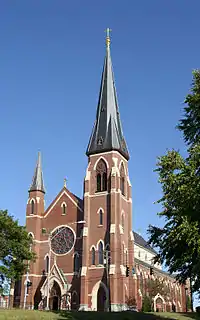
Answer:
[95, 191, 108, 195]
[98, 224, 103, 228]
[61, 213, 66, 216]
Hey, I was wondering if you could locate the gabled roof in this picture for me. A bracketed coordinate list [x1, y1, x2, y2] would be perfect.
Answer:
[29, 152, 45, 193]
[44, 186, 83, 218]
[86, 31, 129, 160]
[133, 231, 157, 255]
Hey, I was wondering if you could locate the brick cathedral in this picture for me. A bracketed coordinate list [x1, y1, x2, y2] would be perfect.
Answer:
[13, 31, 188, 312]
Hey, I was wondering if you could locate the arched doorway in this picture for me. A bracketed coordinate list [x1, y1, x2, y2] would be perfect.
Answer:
[97, 285, 106, 311]
[91, 281, 109, 311]
[156, 297, 164, 312]
[71, 291, 79, 310]
[49, 281, 61, 311]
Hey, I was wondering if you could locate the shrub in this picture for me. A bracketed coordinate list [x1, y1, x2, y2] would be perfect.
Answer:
[142, 295, 152, 312]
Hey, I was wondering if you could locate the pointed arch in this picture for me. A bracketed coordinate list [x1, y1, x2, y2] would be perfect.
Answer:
[31, 199, 35, 215]
[71, 290, 79, 310]
[120, 162, 125, 196]
[96, 159, 107, 192]
[28, 232, 34, 239]
[91, 247, 96, 265]
[61, 202, 67, 215]
[98, 241, 104, 265]
[73, 252, 79, 272]
[97, 208, 104, 225]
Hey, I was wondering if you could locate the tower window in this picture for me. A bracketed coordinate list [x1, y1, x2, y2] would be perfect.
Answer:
[120, 163, 125, 196]
[98, 241, 104, 265]
[97, 174, 101, 192]
[31, 200, 35, 215]
[96, 159, 107, 192]
[62, 203, 66, 215]
[74, 253, 79, 273]
[99, 209, 103, 225]
[91, 247, 95, 265]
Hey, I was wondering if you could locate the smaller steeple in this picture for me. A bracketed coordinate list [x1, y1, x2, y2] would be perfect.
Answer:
[29, 152, 45, 193]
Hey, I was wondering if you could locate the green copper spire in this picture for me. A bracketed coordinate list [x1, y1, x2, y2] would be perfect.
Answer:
[86, 29, 129, 160]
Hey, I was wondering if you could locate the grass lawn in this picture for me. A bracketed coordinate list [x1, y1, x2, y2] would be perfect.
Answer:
[0, 310, 199, 320]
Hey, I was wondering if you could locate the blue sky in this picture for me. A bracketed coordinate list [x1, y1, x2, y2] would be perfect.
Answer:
[0, 1, 200, 238]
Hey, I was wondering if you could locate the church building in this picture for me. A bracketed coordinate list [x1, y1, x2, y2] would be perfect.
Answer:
[13, 30, 188, 312]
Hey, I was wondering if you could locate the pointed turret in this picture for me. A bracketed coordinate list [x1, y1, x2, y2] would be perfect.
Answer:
[86, 29, 129, 160]
[29, 152, 45, 193]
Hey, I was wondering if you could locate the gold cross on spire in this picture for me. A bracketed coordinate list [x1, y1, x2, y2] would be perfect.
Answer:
[105, 28, 112, 48]
[64, 178, 67, 188]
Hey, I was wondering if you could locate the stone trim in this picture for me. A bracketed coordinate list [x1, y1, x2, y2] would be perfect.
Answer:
[89, 150, 128, 162]
[44, 190, 83, 218]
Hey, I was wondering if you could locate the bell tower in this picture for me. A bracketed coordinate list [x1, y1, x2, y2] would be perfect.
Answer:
[80, 30, 135, 311]
[26, 151, 45, 258]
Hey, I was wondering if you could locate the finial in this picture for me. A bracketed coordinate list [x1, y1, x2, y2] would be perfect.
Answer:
[64, 178, 67, 188]
[105, 28, 112, 49]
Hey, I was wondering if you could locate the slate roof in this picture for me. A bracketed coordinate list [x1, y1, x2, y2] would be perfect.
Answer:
[134, 257, 175, 279]
[29, 152, 45, 193]
[86, 35, 129, 160]
[133, 231, 157, 255]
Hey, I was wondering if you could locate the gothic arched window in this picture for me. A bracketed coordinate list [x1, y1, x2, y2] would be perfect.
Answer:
[31, 200, 35, 215]
[99, 209, 103, 225]
[91, 247, 95, 265]
[96, 159, 107, 192]
[45, 255, 49, 274]
[98, 241, 104, 265]
[62, 203, 66, 215]
[120, 163, 125, 196]
[74, 253, 79, 272]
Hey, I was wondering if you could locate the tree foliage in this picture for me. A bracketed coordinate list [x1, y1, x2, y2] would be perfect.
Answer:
[0, 210, 35, 290]
[142, 295, 152, 312]
[148, 70, 200, 294]
[146, 278, 170, 300]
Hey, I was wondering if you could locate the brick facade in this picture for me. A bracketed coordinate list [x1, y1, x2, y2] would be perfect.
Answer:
[13, 33, 189, 312]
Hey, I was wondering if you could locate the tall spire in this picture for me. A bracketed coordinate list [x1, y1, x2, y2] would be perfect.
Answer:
[86, 29, 129, 160]
[29, 152, 45, 193]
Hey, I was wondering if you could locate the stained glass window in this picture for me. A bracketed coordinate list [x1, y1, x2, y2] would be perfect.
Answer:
[96, 159, 107, 192]
[91, 247, 95, 265]
[98, 241, 104, 265]
[120, 164, 125, 196]
[51, 226, 75, 255]
[99, 209, 103, 225]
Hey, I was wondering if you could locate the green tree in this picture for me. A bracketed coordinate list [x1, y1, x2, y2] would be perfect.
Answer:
[142, 295, 152, 312]
[148, 70, 200, 295]
[146, 278, 170, 301]
[0, 210, 35, 291]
